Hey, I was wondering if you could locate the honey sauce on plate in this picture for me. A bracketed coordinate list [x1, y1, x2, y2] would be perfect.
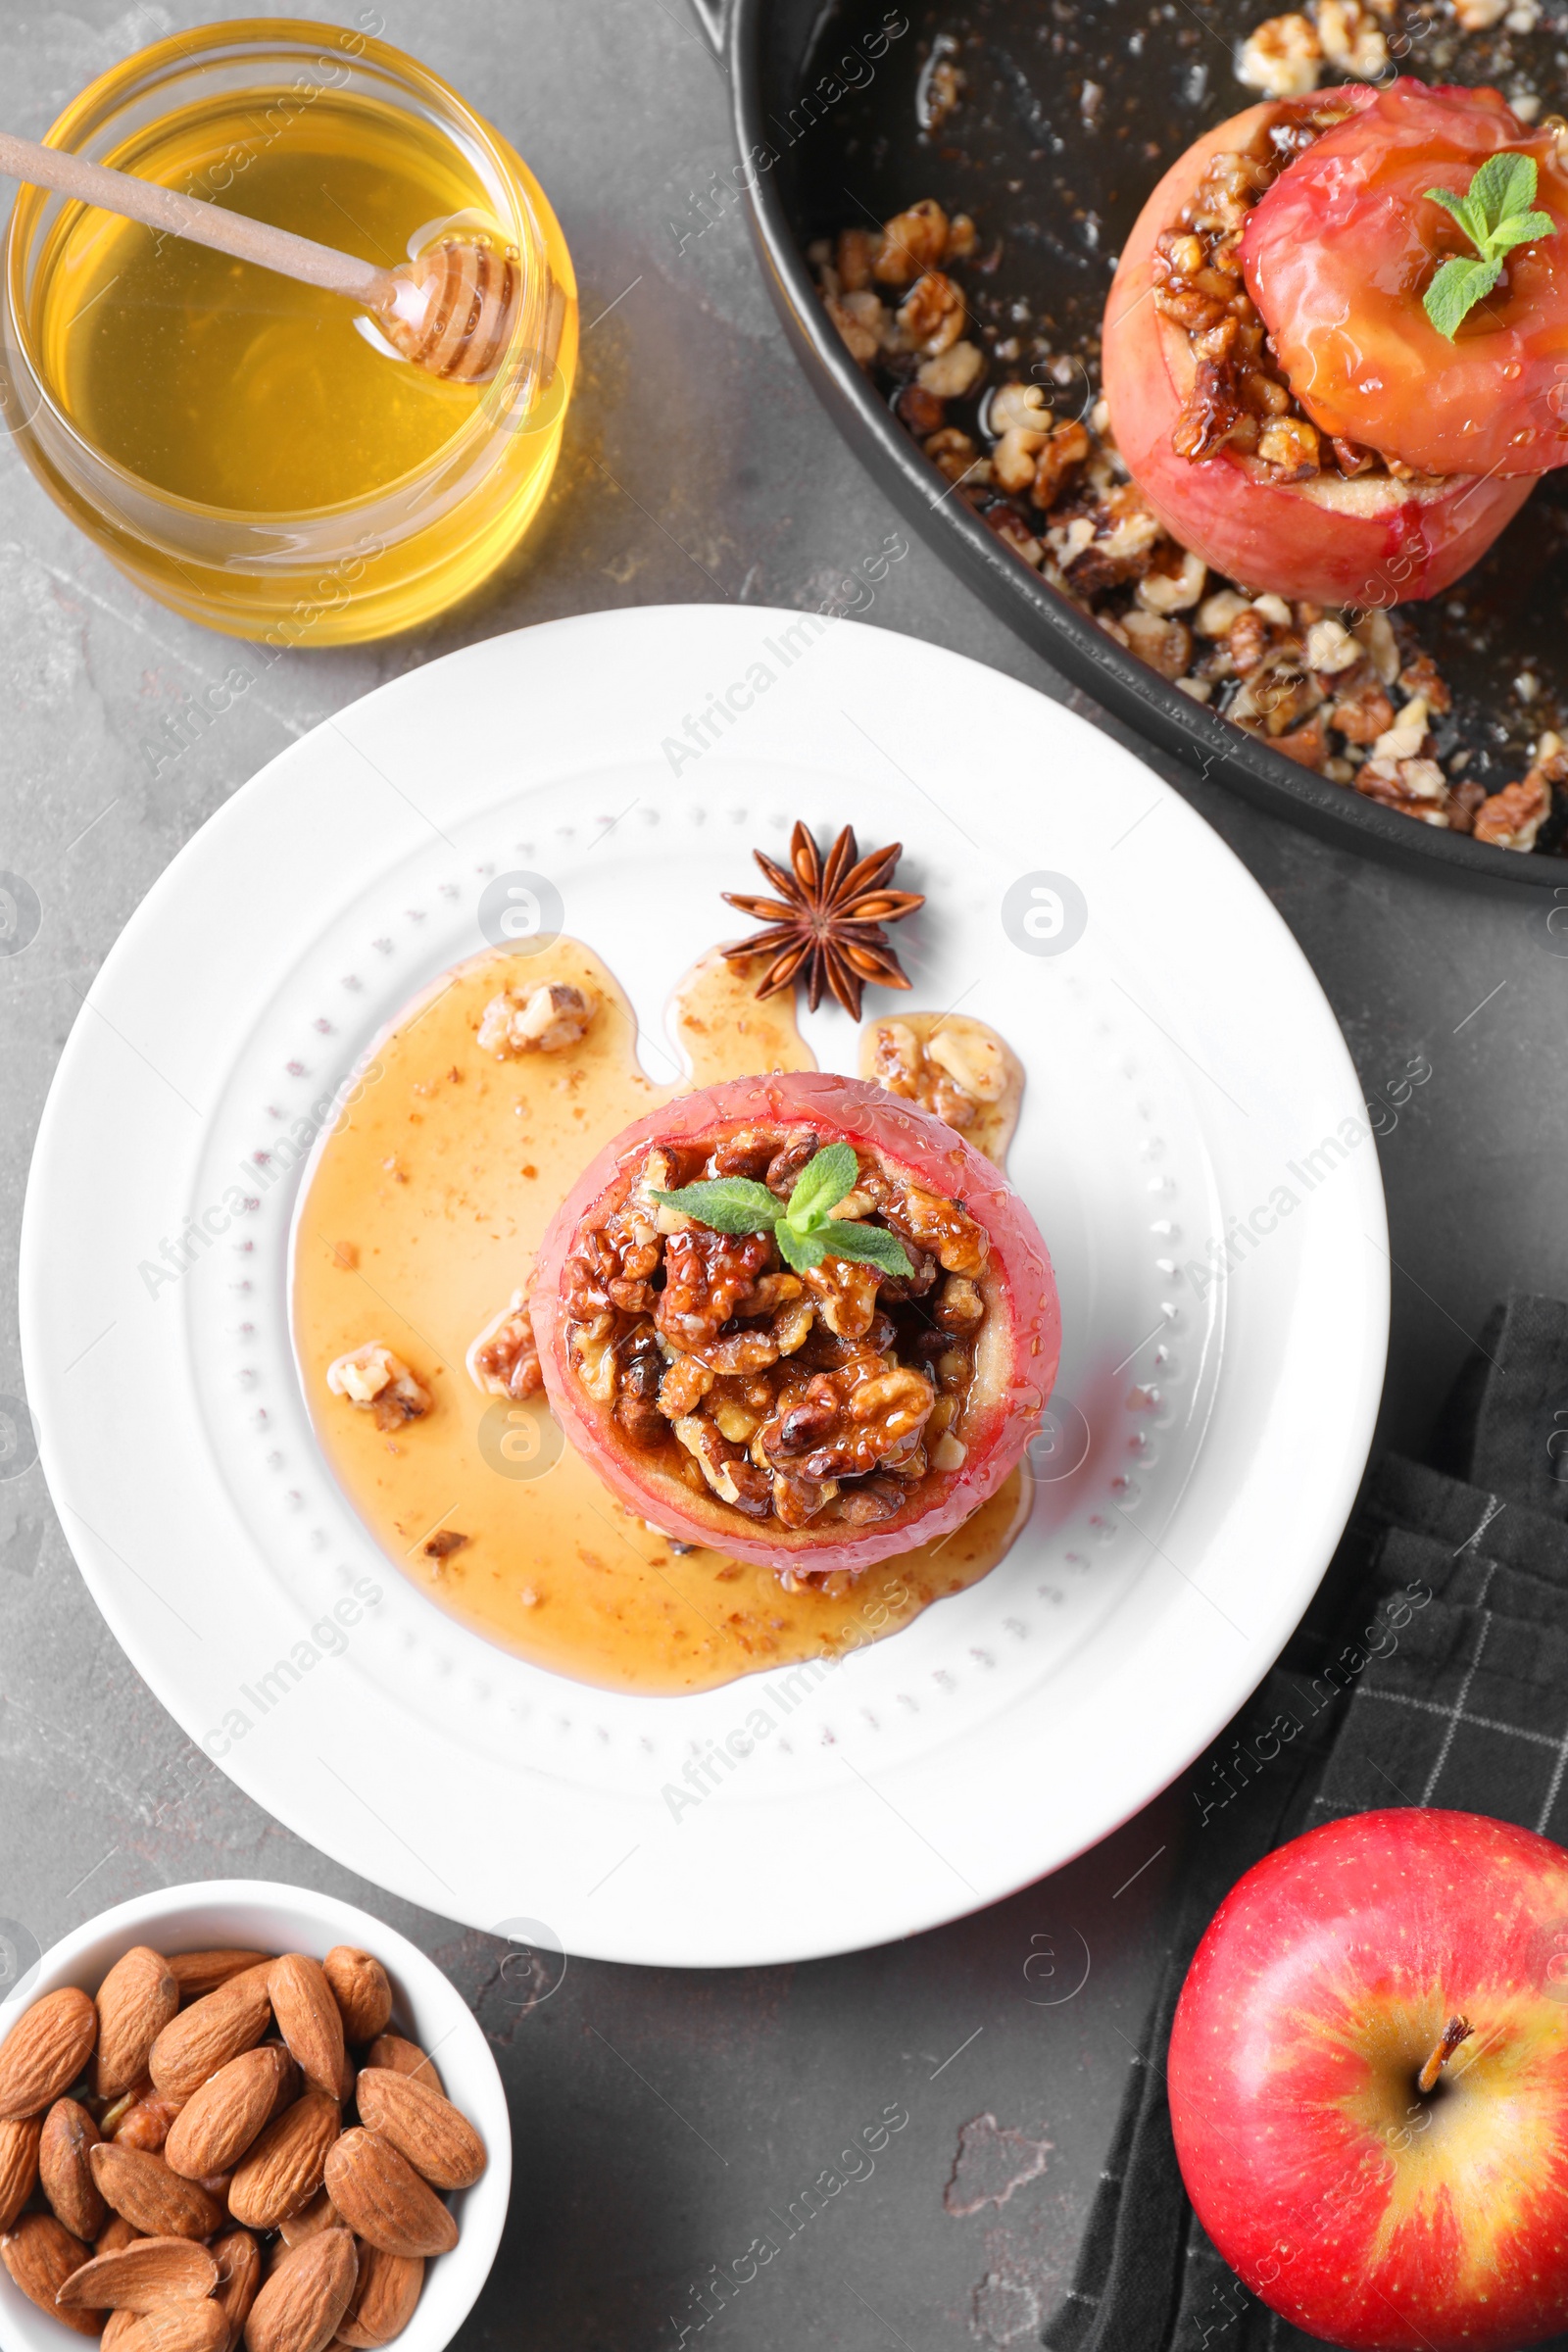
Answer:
[291, 946, 1029, 1694]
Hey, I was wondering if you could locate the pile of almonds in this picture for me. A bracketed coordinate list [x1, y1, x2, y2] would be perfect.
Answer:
[0, 1941, 486, 2352]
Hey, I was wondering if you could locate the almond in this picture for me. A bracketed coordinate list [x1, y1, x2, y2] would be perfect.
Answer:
[56, 2236, 220, 2309]
[228, 2091, 341, 2230]
[332, 2245, 422, 2349]
[361, 2037, 442, 2096]
[319, 1954, 391, 2048]
[41, 2096, 108, 2239]
[165, 2048, 296, 2181]
[0, 1985, 99, 2120]
[267, 1960, 346, 2100]
[169, 1955, 273, 2007]
[353, 2070, 485, 2191]
[120, 2304, 229, 2352]
[277, 2189, 340, 2249]
[150, 1970, 273, 2103]
[243, 2228, 357, 2352]
[95, 1950, 179, 2100]
[0, 2113, 41, 2230]
[212, 2229, 263, 2352]
[322, 2132, 457, 2260]
[104, 2312, 143, 2351]
[90, 2143, 224, 2240]
[0, 2211, 100, 2335]
[96, 2217, 142, 2256]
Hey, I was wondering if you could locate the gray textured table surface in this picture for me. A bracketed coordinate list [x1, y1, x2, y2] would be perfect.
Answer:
[3, 4, 1567, 2347]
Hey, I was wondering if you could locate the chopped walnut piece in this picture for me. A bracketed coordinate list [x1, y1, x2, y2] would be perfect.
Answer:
[1397, 651, 1453, 715]
[897, 270, 964, 356]
[1316, 0, 1389, 76]
[990, 381, 1051, 435]
[1330, 671, 1396, 744]
[802, 1256, 882, 1340]
[1331, 436, 1376, 477]
[868, 1017, 1004, 1129]
[927, 1024, 1006, 1103]
[1258, 415, 1321, 476]
[924, 426, 979, 484]
[1197, 589, 1251, 639]
[936, 1274, 985, 1333]
[657, 1227, 774, 1348]
[614, 1330, 667, 1450]
[467, 1290, 543, 1399]
[822, 291, 883, 367]
[984, 506, 1043, 565]
[872, 198, 950, 286]
[423, 1530, 469, 1559]
[771, 1468, 840, 1529]
[1304, 618, 1361, 675]
[919, 45, 966, 133]
[1032, 419, 1093, 509]
[1353, 611, 1400, 684]
[1123, 608, 1194, 681]
[993, 423, 1048, 493]
[1371, 696, 1430, 763]
[1355, 757, 1452, 825]
[1226, 608, 1277, 679]
[1451, 0, 1506, 25]
[878, 1183, 988, 1277]
[673, 1414, 773, 1516]
[1274, 713, 1330, 769]
[327, 1343, 433, 1430]
[1473, 744, 1561, 851]
[1237, 12, 1323, 96]
[850, 1366, 936, 1444]
[835, 227, 875, 292]
[1137, 550, 1207, 615]
[896, 382, 947, 435]
[478, 982, 596, 1056]
[1230, 644, 1325, 737]
[658, 1352, 714, 1419]
[917, 339, 984, 399]
[1473, 778, 1549, 850]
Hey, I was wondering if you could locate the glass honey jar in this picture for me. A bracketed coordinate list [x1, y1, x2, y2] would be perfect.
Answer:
[0, 18, 577, 643]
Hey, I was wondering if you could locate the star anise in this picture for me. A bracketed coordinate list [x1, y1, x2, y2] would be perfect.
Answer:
[721, 822, 925, 1018]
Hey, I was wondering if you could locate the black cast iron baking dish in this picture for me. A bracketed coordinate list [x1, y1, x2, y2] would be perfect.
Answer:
[689, 0, 1568, 886]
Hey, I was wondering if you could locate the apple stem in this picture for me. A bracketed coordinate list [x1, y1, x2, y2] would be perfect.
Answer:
[1417, 2014, 1473, 2094]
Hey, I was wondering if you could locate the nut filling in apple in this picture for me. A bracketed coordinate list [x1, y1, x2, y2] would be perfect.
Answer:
[1155, 94, 1418, 483]
[559, 1125, 987, 1536]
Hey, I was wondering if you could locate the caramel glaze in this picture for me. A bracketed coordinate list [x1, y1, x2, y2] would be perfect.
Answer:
[291, 944, 1030, 1694]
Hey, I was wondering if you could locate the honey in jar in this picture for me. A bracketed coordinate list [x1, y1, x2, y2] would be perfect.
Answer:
[2, 21, 577, 642]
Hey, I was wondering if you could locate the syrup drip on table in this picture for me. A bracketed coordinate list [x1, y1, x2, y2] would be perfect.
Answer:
[291, 945, 1029, 1694]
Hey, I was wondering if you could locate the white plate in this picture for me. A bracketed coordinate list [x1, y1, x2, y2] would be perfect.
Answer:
[20, 606, 1388, 1967]
[0, 1880, 510, 2352]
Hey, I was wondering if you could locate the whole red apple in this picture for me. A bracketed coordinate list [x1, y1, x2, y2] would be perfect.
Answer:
[1168, 1809, 1568, 2351]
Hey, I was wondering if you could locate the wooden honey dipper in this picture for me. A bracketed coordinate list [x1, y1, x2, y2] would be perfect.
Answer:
[0, 126, 520, 384]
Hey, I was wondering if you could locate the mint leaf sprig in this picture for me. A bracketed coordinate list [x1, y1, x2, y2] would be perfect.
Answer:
[653, 1140, 914, 1278]
[1423, 151, 1555, 339]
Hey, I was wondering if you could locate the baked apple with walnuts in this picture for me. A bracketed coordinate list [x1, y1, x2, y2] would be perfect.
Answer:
[1102, 80, 1542, 606]
[531, 1071, 1060, 1579]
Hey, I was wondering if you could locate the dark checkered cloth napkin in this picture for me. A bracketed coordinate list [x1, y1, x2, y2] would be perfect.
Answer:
[1045, 1293, 1568, 2352]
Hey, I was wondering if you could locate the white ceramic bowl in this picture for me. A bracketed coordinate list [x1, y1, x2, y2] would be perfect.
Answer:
[0, 1881, 511, 2352]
